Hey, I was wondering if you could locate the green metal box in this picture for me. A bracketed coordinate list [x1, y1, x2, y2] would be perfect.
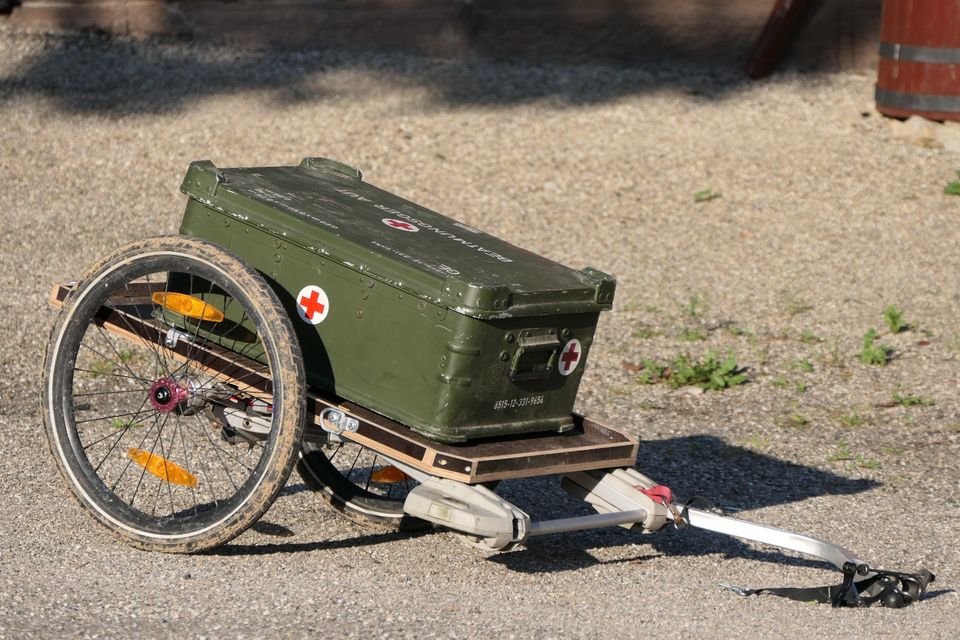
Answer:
[178, 157, 615, 442]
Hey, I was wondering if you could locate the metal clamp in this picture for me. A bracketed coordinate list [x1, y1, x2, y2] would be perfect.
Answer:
[318, 407, 359, 435]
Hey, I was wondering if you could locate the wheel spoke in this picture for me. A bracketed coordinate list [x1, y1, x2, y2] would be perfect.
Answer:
[74, 368, 153, 384]
[108, 412, 161, 493]
[49, 237, 303, 550]
[130, 415, 167, 508]
[74, 387, 148, 398]
[364, 453, 379, 491]
[189, 414, 242, 490]
[85, 396, 154, 459]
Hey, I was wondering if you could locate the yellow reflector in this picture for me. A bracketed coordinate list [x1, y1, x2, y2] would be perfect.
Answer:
[151, 292, 224, 323]
[370, 465, 407, 484]
[127, 448, 198, 487]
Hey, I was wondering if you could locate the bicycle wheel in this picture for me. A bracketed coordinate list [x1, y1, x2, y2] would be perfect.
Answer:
[296, 439, 413, 525]
[297, 438, 498, 527]
[44, 235, 305, 552]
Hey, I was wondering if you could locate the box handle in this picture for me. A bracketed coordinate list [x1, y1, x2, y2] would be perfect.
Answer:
[509, 330, 560, 382]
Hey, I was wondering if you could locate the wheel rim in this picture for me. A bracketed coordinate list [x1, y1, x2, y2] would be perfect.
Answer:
[51, 254, 286, 538]
[298, 439, 413, 519]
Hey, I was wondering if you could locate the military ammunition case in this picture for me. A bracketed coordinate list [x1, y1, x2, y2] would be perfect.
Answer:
[178, 158, 615, 443]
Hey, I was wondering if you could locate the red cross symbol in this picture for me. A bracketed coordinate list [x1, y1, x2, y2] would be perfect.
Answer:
[382, 218, 419, 232]
[295, 285, 330, 325]
[558, 339, 582, 376]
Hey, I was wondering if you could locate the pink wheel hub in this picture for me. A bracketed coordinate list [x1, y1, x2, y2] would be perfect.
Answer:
[149, 377, 189, 413]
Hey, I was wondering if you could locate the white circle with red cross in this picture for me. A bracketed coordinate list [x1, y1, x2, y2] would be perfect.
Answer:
[381, 218, 419, 232]
[295, 285, 330, 325]
[558, 339, 582, 376]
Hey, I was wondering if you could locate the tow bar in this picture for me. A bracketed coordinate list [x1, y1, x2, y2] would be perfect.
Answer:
[401, 466, 935, 608]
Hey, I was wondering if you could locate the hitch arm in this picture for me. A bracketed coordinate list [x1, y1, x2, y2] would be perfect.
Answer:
[674, 506, 864, 571]
[675, 505, 935, 607]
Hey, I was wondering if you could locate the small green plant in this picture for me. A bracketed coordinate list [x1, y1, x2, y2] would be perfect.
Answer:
[771, 376, 790, 389]
[785, 299, 814, 317]
[828, 440, 853, 462]
[798, 330, 822, 344]
[881, 445, 905, 456]
[944, 171, 960, 195]
[891, 393, 934, 407]
[726, 325, 752, 338]
[89, 359, 114, 378]
[678, 328, 707, 342]
[633, 326, 661, 339]
[820, 337, 846, 368]
[694, 188, 721, 203]
[840, 411, 867, 427]
[111, 417, 135, 429]
[635, 358, 668, 385]
[791, 359, 814, 373]
[636, 351, 748, 391]
[882, 305, 909, 334]
[680, 295, 706, 319]
[668, 351, 748, 391]
[644, 305, 661, 314]
[859, 328, 894, 365]
[788, 413, 809, 427]
[608, 385, 629, 396]
[621, 299, 640, 313]
[794, 381, 808, 393]
[747, 435, 770, 450]
[827, 441, 877, 467]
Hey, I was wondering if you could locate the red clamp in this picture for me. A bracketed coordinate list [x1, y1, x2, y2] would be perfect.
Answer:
[636, 485, 673, 506]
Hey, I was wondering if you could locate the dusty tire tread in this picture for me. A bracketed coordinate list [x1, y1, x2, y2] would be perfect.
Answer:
[43, 235, 306, 553]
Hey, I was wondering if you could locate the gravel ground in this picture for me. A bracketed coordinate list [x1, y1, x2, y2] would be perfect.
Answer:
[1, 28, 958, 639]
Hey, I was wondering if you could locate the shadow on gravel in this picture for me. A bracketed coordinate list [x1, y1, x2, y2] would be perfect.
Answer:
[0, 0, 887, 116]
[0, 32, 758, 115]
[630, 434, 879, 512]
[486, 433, 879, 574]
[212, 434, 876, 567]
[210, 528, 435, 556]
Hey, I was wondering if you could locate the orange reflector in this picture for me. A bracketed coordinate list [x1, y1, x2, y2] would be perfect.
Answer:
[127, 448, 198, 487]
[370, 465, 407, 484]
[151, 292, 224, 323]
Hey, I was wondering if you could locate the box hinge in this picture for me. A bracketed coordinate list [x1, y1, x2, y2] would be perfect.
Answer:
[180, 160, 227, 199]
[578, 266, 617, 305]
[300, 157, 363, 180]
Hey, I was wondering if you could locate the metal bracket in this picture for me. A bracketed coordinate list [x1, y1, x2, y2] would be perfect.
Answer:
[318, 408, 359, 435]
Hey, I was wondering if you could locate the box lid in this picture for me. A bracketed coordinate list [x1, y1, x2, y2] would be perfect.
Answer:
[181, 158, 615, 319]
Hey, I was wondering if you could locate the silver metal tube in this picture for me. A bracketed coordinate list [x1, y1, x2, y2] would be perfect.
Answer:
[527, 509, 649, 537]
[679, 507, 865, 570]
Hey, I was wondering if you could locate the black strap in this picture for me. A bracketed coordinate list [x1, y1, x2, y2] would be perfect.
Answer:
[721, 563, 935, 608]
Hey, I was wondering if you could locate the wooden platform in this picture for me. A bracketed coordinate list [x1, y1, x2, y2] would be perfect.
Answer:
[50, 282, 639, 484]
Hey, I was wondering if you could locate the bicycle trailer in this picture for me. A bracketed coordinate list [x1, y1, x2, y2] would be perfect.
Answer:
[43, 157, 933, 609]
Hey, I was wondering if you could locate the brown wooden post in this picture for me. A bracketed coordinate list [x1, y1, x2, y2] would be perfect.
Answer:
[744, 0, 816, 79]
